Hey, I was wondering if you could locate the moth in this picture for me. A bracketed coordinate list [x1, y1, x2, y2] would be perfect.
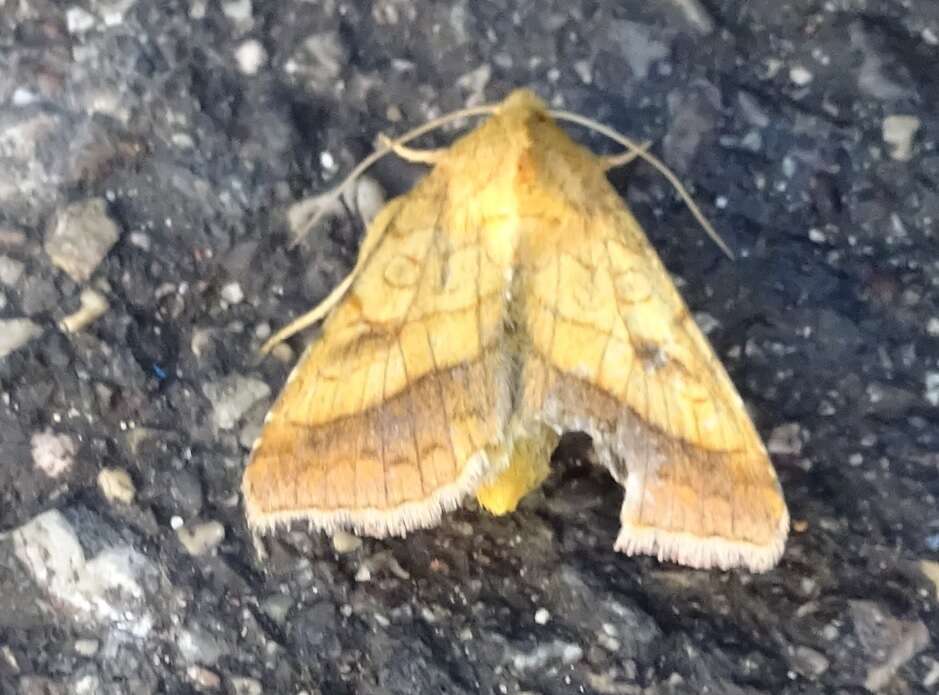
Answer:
[243, 89, 789, 572]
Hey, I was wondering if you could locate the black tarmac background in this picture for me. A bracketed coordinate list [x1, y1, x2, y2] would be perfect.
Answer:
[0, 1, 937, 693]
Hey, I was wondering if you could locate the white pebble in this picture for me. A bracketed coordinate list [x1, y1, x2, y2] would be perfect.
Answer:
[0, 318, 42, 358]
[534, 608, 551, 625]
[882, 115, 920, 162]
[66, 6, 97, 33]
[220, 282, 244, 304]
[789, 66, 813, 86]
[222, 0, 252, 22]
[808, 228, 827, 244]
[925, 372, 939, 407]
[236, 39, 267, 75]
[74, 638, 99, 656]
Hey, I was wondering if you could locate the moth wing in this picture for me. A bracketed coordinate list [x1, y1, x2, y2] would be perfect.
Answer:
[243, 173, 511, 537]
[518, 173, 788, 572]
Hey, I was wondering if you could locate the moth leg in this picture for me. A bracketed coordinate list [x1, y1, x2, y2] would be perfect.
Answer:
[602, 140, 653, 170]
[475, 424, 559, 515]
[378, 133, 445, 165]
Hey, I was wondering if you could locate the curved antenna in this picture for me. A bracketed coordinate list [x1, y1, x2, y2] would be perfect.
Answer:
[548, 108, 734, 260]
[290, 104, 498, 244]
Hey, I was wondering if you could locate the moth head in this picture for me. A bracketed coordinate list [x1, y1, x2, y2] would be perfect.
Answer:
[498, 89, 549, 119]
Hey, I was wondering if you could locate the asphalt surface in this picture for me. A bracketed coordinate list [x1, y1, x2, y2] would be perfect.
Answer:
[0, 1, 937, 694]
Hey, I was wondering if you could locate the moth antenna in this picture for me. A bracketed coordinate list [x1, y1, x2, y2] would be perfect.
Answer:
[602, 140, 653, 168]
[288, 104, 498, 245]
[376, 133, 445, 164]
[265, 104, 499, 356]
[549, 110, 735, 260]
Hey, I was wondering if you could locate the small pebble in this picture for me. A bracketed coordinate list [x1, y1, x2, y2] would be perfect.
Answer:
[924, 372, 939, 407]
[919, 560, 939, 600]
[260, 594, 294, 626]
[178, 624, 229, 665]
[0, 228, 26, 247]
[0, 256, 24, 285]
[97, 467, 136, 505]
[66, 6, 97, 33]
[882, 115, 921, 161]
[45, 198, 121, 282]
[187, 665, 221, 690]
[177, 521, 226, 556]
[19, 275, 59, 315]
[0, 645, 19, 672]
[789, 66, 813, 86]
[923, 658, 939, 688]
[850, 600, 930, 691]
[167, 468, 204, 518]
[270, 342, 294, 364]
[99, 0, 135, 26]
[767, 423, 803, 455]
[332, 530, 363, 554]
[512, 641, 584, 671]
[31, 429, 77, 478]
[808, 228, 827, 244]
[236, 39, 267, 75]
[129, 231, 151, 250]
[0, 318, 42, 358]
[534, 608, 551, 625]
[203, 374, 271, 430]
[352, 176, 386, 226]
[220, 281, 244, 304]
[73, 639, 100, 657]
[693, 312, 719, 335]
[790, 645, 829, 677]
[222, 0, 252, 22]
[229, 677, 263, 695]
[73, 674, 101, 694]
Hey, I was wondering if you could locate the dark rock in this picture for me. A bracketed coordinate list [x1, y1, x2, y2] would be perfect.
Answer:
[288, 602, 339, 660]
[18, 275, 59, 316]
[164, 468, 204, 520]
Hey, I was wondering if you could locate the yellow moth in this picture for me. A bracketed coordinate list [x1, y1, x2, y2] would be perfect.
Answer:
[243, 89, 788, 572]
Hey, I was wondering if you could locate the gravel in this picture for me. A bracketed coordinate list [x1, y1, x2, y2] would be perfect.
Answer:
[1, 1, 937, 694]
[43, 198, 121, 283]
[0, 318, 42, 357]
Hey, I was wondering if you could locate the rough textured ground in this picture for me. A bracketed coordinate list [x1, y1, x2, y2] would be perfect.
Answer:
[1, 1, 937, 693]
